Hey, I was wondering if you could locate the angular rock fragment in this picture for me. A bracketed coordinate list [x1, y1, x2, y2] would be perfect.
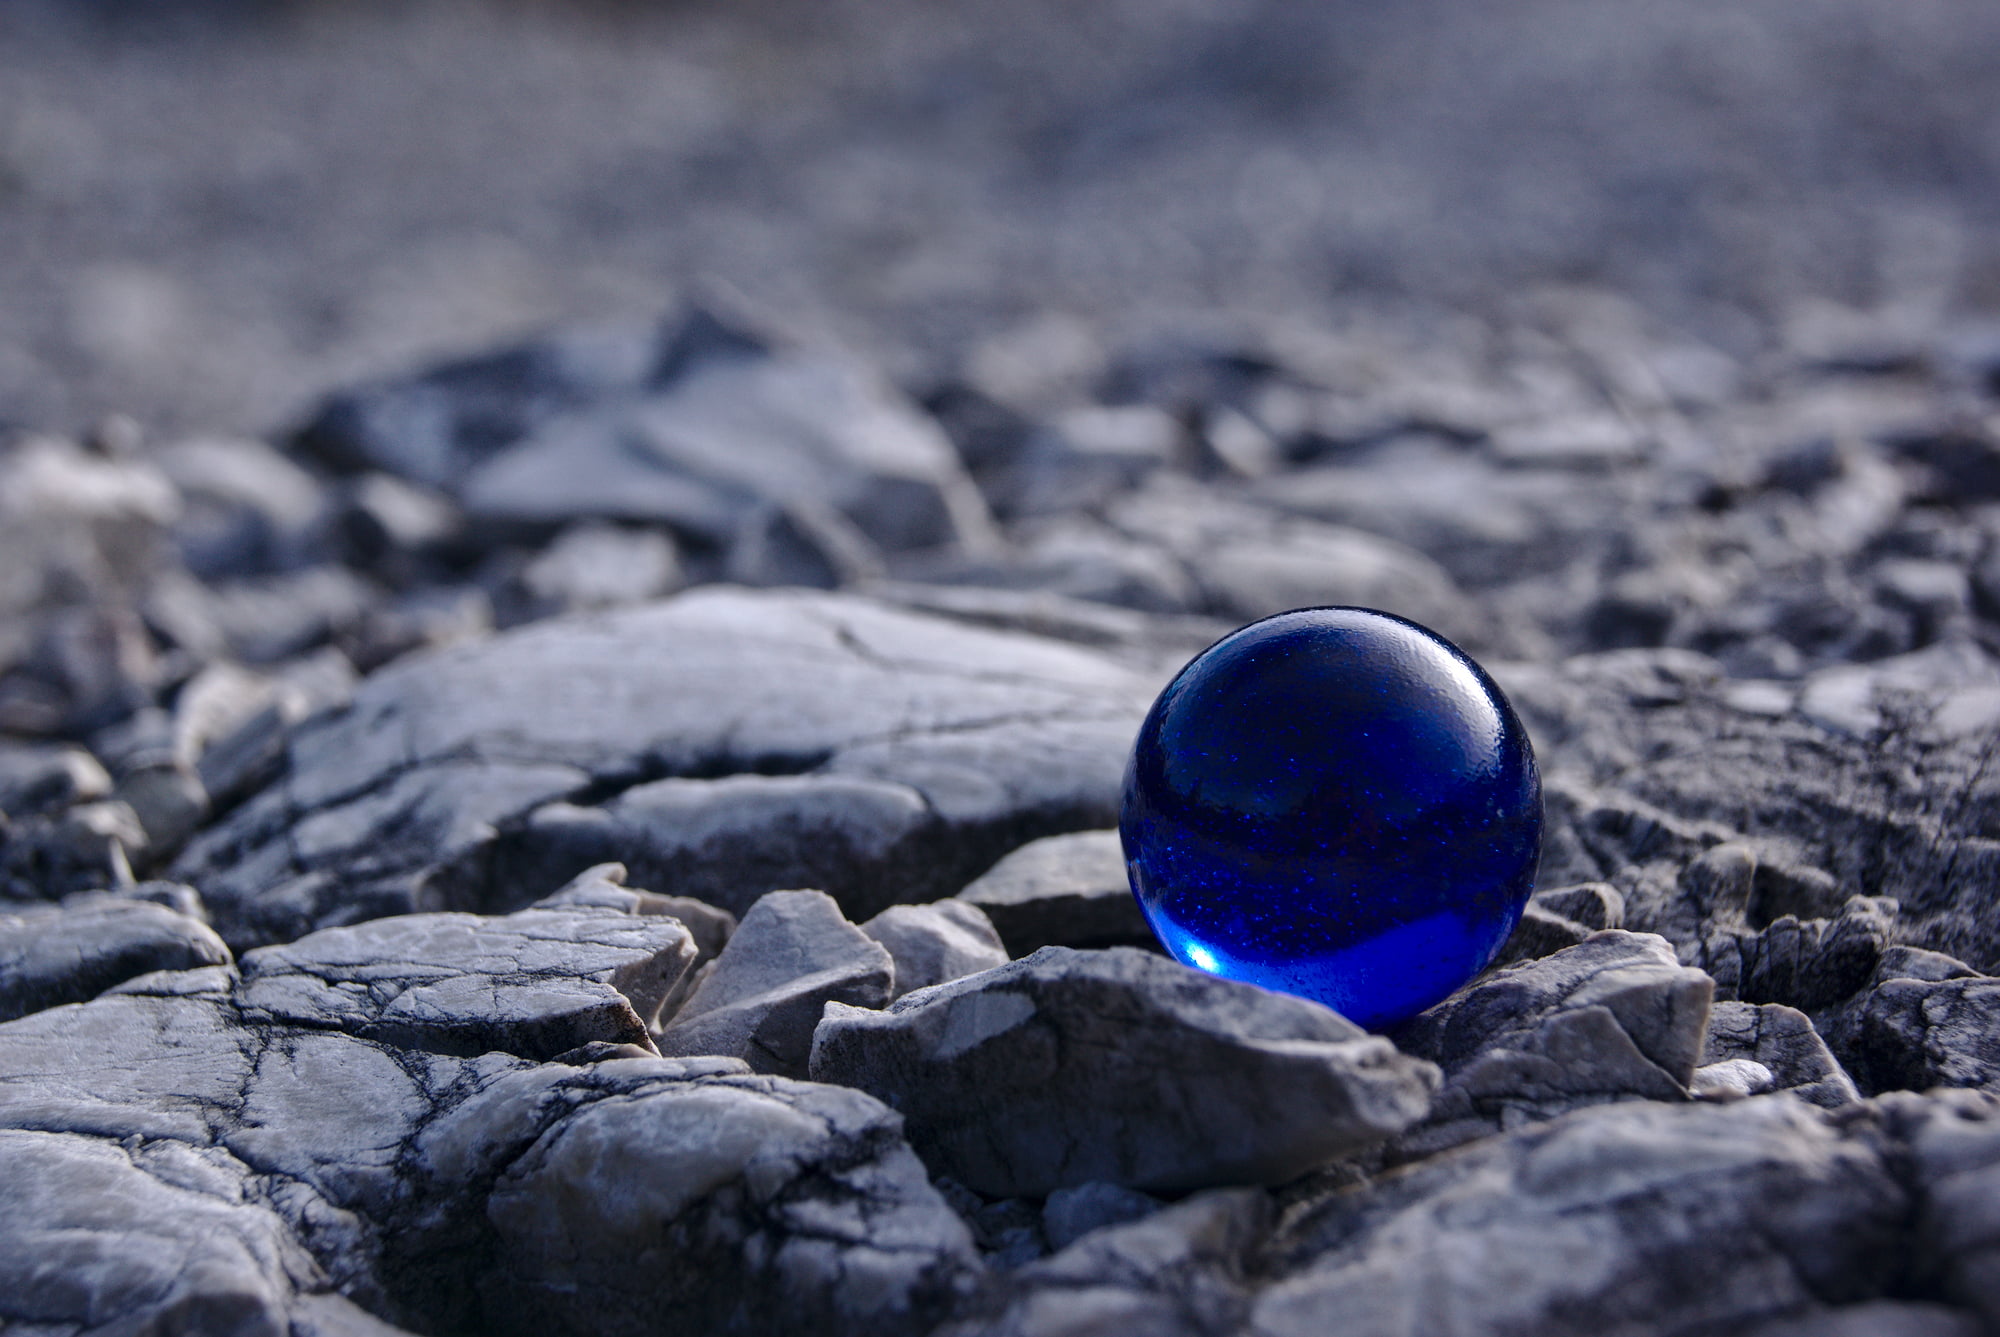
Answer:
[811, 946, 1438, 1196]
[941, 1189, 1269, 1337]
[154, 434, 328, 580]
[0, 894, 230, 1022]
[1699, 895, 1896, 1012]
[175, 587, 1152, 946]
[658, 888, 892, 1075]
[0, 797, 149, 897]
[421, 1056, 982, 1337]
[532, 860, 736, 962]
[236, 904, 696, 1060]
[1489, 901, 1593, 967]
[1837, 965, 2000, 1095]
[0, 741, 112, 817]
[0, 983, 978, 1337]
[296, 307, 997, 558]
[1692, 1057, 1776, 1100]
[1703, 1000, 1860, 1107]
[1256, 1099, 1908, 1337]
[1880, 1090, 2000, 1329]
[1532, 880, 1625, 929]
[1390, 931, 1715, 1157]
[955, 829, 1154, 956]
[0, 1127, 417, 1337]
[862, 899, 1009, 998]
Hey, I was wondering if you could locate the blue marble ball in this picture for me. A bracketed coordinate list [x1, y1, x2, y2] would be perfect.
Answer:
[1120, 607, 1541, 1031]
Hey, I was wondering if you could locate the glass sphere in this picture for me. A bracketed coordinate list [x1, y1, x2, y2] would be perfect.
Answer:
[1120, 607, 1541, 1030]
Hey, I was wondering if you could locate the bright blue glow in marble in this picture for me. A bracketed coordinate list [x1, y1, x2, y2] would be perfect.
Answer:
[1120, 607, 1541, 1031]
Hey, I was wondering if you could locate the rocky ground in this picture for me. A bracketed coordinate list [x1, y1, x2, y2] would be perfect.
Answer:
[7, 2, 2000, 1334]
[3, 291, 2000, 1336]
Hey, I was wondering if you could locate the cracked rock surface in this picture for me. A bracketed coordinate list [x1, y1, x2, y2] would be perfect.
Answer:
[658, 888, 893, 1076]
[174, 586, 1153, 948]
[811, 946, 1440, 1196]
[0, 891, 231, 1023]
[235, 902, 697, 1060]
[11, 229, 2000, 1331]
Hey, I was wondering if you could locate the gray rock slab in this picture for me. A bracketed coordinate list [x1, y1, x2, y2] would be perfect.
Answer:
[175, 587, 1154, 947]
[0, 1126, 419, 1337]
[1254, 1098, 1909, 1337]
[810, 946, 1438, 1197]
[955, 829, 1154, 956]
[1514, 654, 2000, 980]
[0, 741, 112, 817]
[0, 972, 979, 1337]
[863, 899, 1009, 999]
[658, 888, 892, 1075]
[298, 308, 997, 557]
[1704, 1000, 1860, 1107]
[236, 904, 696, 1060]
[1881, 1090, 2000, 1330]
[1390, 931, 1715, 1158]
[0, 894, 230, 1022]
[941, 1189, 1269, 1337]
[1103, 477, 1486, 649]
[1839, 971, 2000, 1095]
[420, 1056, 982, 1337]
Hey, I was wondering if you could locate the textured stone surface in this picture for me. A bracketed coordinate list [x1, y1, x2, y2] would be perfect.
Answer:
[174, 587, 1153, 946]
[955, 829, 1153, 956]
[1255, 1099, 1909, 1337]
[12, 146, 2000, 1331]
[298, 308, 997, 563]
[1704, 1000, 1860, 1107]
[940, 1189, 1270, 1337]
[0, 893, 230, 1022]
[1839, 972, 2000, 1095]
[0, 969, 979, 1337]
[235, 903, 697, 1060]
[863, 899, 1010, 999]
[658, 888, 893, 1075]
[811, 946, 1438, 1196]
[1389, 932, 1715, 1157]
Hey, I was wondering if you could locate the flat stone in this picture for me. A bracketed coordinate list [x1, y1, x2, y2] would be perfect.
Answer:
[955, 830, 1153, 956]
[0, 894, 230, 1023]
[862, 900, 1009, 999]
[658, 889, 893, 1076]
[236, 904, 696, 1060]
[1389, 931, 1715, 1158]
[175, 587, 1152, 947]
[810, 946, 1438, 1196]
[1255, 1099, 1908, 1337]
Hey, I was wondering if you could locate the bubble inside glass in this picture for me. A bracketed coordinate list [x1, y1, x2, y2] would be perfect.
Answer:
[1120, 607, 1542, 1030]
